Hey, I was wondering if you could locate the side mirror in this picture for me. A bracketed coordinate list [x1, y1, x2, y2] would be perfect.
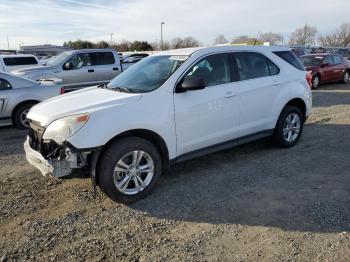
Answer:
[175, 77, 205, 93]
[321, 63, 330, 68]
[63, 62, 73, 70]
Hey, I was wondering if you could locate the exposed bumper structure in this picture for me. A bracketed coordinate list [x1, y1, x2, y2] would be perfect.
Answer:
[24, 136, 73, 178]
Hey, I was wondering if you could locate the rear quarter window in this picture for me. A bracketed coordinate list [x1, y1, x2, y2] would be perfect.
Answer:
[273, 51, 305, 71]
[0, 78, 12, 90]
[3, 57, 38, 66]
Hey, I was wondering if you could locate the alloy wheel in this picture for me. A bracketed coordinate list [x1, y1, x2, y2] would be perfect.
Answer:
[20, 108, 30, 128]
[344, 72, 349, 83]
[283, 113, 301, 142]
[113, 150, 154, 195]
[312, 76, 319, 88]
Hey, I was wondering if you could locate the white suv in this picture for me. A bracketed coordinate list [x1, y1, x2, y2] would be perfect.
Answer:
[24, 46, 312, 203]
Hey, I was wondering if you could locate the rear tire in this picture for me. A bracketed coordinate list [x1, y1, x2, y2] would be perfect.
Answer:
[98, 137, 162, 203]
[274, 106, 304, 148]
[13, 102, 36, 129]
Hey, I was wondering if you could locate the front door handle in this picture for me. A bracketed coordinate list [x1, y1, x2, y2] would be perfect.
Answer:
[113, 67, 119, 71]
[224, 91, 236, 98]
[88, 69, 94, 73]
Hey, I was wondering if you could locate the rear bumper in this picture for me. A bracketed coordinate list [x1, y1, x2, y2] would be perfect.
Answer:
[24, 136, 73, 177]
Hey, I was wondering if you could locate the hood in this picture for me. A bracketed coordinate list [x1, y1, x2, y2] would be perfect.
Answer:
[12, 65, 56, 75]
[27, 87, 142, 127]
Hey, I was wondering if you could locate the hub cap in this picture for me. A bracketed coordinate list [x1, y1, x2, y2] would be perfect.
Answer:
[113, 150, 154, 195]
[283, 113, 301, 142]
[20, 108, 30, 128]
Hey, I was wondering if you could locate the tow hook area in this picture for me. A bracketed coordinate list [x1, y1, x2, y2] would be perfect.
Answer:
[47, 145, 90, 178]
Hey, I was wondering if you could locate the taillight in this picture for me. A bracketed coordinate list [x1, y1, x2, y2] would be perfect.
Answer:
[60, 87, 65, 95]
[306, 71, 312, 89]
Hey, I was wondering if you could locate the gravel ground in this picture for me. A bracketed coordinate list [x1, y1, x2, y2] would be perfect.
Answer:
[1, 83, 350, 262]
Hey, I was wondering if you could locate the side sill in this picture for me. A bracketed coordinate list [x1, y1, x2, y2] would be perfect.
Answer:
[170, 129, 274, 165]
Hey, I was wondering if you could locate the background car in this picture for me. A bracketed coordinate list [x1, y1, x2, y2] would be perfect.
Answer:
[13, 49, 141, 92]
[299, 53, 350, 88]
[0, 54, 40, 73]
[291, 48, 306, 58]
[121, 53, 149, 63]
[0, 72, 64, 129]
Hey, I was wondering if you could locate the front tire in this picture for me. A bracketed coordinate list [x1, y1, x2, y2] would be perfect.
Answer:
[274, 106, 304, 148]
[13, 102, 36, 129]
[98, 137, 162, 203]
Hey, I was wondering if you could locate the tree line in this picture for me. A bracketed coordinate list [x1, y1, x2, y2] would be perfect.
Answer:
[63, 36, 201, 52]
[63, 22, 350, 52]
[215, 23, 350, 47]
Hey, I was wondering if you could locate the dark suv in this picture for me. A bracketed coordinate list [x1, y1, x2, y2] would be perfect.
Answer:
[300, 53, 350, 88]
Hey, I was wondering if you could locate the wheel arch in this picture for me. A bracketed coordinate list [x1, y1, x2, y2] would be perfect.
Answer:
[11, 100, 40, 122]
[274, 98, 307, 129]
[94, 128, 170, 185]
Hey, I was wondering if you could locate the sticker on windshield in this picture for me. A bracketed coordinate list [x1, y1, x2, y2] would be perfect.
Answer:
[169, 55, 189, 61]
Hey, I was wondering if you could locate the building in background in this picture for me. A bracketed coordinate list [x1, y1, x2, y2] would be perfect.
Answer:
[19, 44, 71, 58]
[0, 49, 17, 55]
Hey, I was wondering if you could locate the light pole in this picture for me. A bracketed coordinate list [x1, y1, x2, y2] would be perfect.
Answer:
[110, 33, 114, 45]
[160, 22, 165, 50]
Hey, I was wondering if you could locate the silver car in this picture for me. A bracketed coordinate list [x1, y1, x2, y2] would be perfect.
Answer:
[0, 72, 63, 129]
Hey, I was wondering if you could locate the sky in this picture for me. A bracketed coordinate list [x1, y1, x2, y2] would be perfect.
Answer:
[0, 0, 349, 49]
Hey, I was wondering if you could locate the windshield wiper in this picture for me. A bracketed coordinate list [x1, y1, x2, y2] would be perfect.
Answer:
[111, 86, 136, 93]
[98, 83, 137, 93]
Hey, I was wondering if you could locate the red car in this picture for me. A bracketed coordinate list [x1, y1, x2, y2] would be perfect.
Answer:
[300, 53, 350, 88]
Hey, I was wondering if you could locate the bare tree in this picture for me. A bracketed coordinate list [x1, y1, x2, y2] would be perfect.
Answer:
[95, 40, 110, 48]
[258, 32, 282, 45]
[319, 23, 350, 47]
[289, 24, 318, 46]
[171, 37, 200, 49]
[213, 35, 228, 45]
[112, 40, 131, 52]
[231, 35, 262, 45]
[183, 37, 200, 47]
[171, 37, 184, 49]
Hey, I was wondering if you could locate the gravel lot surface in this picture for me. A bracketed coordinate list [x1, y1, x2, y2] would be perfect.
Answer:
[1, 83, 350, 261]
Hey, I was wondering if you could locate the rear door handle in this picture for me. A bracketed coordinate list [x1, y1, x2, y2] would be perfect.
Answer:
[113, 67, 119, 71]
[224, 91, 236, 98]
[88, 69, 94, 73]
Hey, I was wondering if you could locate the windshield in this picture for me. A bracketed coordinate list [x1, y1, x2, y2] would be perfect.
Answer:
[46, 51, 74, 66]
[107, 55, 188, 93]
[300, 56, 323, 66]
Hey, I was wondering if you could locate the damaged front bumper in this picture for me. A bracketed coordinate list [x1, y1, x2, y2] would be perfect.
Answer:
[24, 136, 89, 178]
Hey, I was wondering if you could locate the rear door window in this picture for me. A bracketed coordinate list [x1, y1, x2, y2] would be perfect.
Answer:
[3, 57, 38, 66]
[184, 53, 231, 87]
[91, 52, 115, 65]
[234, 52, 279, 81]
[323, 55, 334, 65]
[274, 51, 305, 71]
